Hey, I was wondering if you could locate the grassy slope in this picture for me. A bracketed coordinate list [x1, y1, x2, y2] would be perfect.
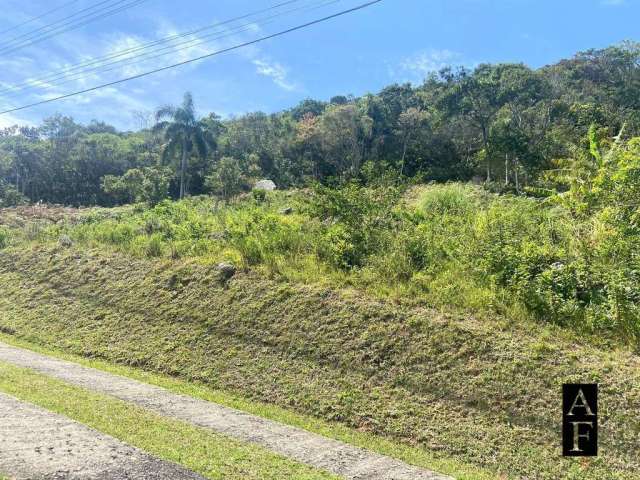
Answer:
[0, 246, 638, 479]
[0, 333, 497, 480]
[0, 361, 336, 480]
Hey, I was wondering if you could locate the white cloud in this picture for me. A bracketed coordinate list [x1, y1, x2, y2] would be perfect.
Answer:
[95, 27, 216, 79]
[0, 113, 33, 129]
[0, 20, 234, 127]
[0, 9, 302, 129]
[252, 58, 297, 91]
[394, 49, 463, 84]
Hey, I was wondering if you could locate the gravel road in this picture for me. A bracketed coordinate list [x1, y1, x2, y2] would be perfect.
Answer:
[0, 341, 453, 480]
[0, 392, 206, 480]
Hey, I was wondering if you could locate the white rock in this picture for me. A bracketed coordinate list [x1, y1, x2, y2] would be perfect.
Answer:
[254, 179, 277, 191]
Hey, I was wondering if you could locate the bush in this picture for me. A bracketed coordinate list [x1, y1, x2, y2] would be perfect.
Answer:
[0, 228, 9, 249]
[145, 234, 164, 258]
[102, 167, 172, 206]
[418, 183, 484, 217]
[24, 222, 45, 241]
[28, 175, 640, 343]
[222, 207, 312, 269]
[93, 222, 137, 246]
[318, 223, 356, 270]
[252, 189, 267, 203]
[0, 180, 27, 207]
[205, 157, 248, 200]
[310, 183, 401, 269]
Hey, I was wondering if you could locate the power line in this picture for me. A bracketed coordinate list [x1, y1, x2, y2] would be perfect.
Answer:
[0, 0, 304, 95]
[0, 0, 341, 99]
[0, 0, 383, 115]
[27, 3, 335, 93]
[0, 0, 81, 38]
[2, 0, 121, 46]
[70, 0, 340, 79]
[0, 0, 151, 56]
[0, 0, 149, 56]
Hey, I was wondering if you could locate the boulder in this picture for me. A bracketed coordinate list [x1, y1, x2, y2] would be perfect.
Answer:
[58, 234, 73, 248]
[215, 262, 237, 280]
[254, 179, 277, 191]
[208, 231, 227, 241]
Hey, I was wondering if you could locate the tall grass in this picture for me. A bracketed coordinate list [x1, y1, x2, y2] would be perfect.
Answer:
[0, 227, 8, 249]
[21, 185, 640, 343]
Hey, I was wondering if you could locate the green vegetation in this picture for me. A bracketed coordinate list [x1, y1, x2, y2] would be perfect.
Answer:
[102, 166, 173, 206]
[2, 43, 640, 206]
[1, 41, 640, 480]
[0, 361, 337, 480]
[153, 92, 213, 199]
[0, 227, 8, 249]
[0, 247, 638, 479]
[2, 127, 640, 479]
[10, 146, 640, 343]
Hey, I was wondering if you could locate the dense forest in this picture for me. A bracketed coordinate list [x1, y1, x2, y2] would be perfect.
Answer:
[2, 42, 640, 207]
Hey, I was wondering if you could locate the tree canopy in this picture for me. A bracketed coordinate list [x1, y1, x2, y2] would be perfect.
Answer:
[2, 42, 640, 206]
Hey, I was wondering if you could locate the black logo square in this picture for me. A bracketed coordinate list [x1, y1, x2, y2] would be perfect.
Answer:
[563, 384, 598, 456]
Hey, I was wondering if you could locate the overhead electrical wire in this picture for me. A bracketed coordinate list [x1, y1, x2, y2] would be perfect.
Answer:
[0, 0, 151, 56]
[0, 0, 305, 96]
[0, 0, 81, 38]
[2, 0, 127, 46]
[0, 0, 341, 98]
[0, 0, 383, 115]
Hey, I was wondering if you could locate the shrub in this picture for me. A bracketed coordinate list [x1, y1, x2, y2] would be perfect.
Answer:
[222, 207, 312, 269]
[27, 170, 640, 343]
[102, 167, 172, 206]
[318, 223, 356, 270]
[252, 189, 267, 203]
[143, 215, 163, 235]
[0, 228, 9, 249]
[0, 180, 27, 207]
[309, 183, 401, 269]
[24, 222, 45, 241]
[94, 222, 136, 246]
[418, 183, 484, 217]
[205, 157, 248, 200]
[145, 234, 164, 258]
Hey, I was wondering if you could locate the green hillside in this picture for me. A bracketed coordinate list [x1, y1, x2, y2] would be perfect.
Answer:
[1, 183, 639, 479]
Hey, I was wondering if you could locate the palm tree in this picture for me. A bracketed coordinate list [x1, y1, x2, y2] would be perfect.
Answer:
[154, 92, 211, 199]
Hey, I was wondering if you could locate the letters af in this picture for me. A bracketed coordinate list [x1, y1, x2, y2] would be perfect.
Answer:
[562, 384, 598, 457]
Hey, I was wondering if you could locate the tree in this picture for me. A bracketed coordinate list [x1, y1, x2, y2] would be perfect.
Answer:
[0, 178, 27, 207]
[290, 98, 326, 120]
[396, 107, 428, 177]
[154, 92, 212, 199]
[295, 113, 322, 180]
[441, 64, 540, 181]
[318, 104, 373, 179]
[102, 166, 172, 205]
[0, 43, 638, 206]
[205, 157, 245, 200]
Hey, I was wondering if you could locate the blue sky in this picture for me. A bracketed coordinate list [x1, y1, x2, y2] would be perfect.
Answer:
[0, 0, 638, 130]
